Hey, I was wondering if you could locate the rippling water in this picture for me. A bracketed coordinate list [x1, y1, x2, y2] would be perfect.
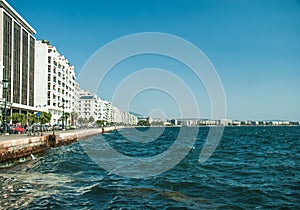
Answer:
[0, 126, 299, 209]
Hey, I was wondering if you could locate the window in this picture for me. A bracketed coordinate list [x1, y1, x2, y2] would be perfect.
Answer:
[29, 36, 35, 106]
[21, 29, 29, 105]
[13, 23, 21, 103]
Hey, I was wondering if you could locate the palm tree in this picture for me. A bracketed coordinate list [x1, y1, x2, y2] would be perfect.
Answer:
[78, 117, 84, 126]
[71, 112, 78, 126]
[88, 116, 95, 124]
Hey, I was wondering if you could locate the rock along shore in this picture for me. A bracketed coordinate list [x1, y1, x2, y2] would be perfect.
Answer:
[0, 126, 117, 164]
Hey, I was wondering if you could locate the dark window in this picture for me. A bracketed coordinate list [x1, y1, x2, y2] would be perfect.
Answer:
[21, 30, 28, 105]
[29, 36, 35, 106]
[2, 12, 12, 102]
[13, 23, 21, 103]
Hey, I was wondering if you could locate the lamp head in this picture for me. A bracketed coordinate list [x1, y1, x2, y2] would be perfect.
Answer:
[2, 79, 9, 89]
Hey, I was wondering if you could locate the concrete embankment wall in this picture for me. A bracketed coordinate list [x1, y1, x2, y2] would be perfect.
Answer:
[0, 136, 50, 163]
[0, 127, 117, 163]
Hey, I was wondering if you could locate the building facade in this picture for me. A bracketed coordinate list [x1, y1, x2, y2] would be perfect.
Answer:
[35, 40, 77, 125]
[77, 90, 137, 126]
[112, 106, 138, 125]
[0, 0, 37, 121]
[77, 90, 102, 125]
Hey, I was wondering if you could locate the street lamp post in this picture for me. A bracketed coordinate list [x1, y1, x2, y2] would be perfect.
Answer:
[2, 79, 9, 135]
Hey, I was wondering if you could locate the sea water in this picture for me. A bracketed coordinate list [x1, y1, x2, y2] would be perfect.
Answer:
[0, 126, 299, 209]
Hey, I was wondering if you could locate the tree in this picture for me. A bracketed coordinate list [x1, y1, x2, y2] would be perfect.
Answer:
[137, 120, 150, 126]
[83, 118, 88, 127]
[71, 112, 78, 126]
[40, 112, 52, 124]
[78, 117, 84, 126]
[8, 113, 26, 124]
[88, 116, 95, 124]
[41, 39, 50, 45]
[27, 113, 38, 124]
[96, 120, 106, 126]
[27, 112, 52, 125]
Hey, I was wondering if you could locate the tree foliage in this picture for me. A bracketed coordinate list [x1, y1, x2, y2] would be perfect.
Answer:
[27, 112, 52, 124]
[137, 120, 150, 126]
[88, 116, 95, 123]
[78, 117, 84, 125]
[40, 112, 52, 124]
[8, 113, 27, 124]
[71, 112, 78, 125]
[96, 120, 106, 126]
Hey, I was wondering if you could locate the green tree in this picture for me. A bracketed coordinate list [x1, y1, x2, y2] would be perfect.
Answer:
[88, 116, 95, 124]
[27, 113, 38, 124]
[8, 113, 27, 124]
[83, 118, 88, 126]
[78, 117, 84, 125]
[96, 120, 106, 126]
[137, 120, 150, 126]
[71, 112, 78, 125]
[40, 112, 52, 124]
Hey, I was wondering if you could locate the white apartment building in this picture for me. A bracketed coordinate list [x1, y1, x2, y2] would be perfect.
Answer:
[102, 100, 112, 123]
[112, 106, 138, 125]
[35, 40, 77, 125]
[78, 90, 102, 124]
[77, 90, 137, 125]
[0, 0, 37, 120]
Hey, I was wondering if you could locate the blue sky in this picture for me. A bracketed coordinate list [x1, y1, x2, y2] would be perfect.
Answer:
[8, 0, 300, 120]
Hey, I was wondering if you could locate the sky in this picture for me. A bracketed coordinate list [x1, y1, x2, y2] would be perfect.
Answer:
[7, 0, 300, 121]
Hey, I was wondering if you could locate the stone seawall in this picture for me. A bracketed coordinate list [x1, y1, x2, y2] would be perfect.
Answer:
[0, 136, 50, 163]
[49, 127, 116, 147]
[0, 127, 117, 163]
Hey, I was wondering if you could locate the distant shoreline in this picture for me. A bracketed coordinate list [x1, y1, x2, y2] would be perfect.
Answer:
[133, 125, 300, 128]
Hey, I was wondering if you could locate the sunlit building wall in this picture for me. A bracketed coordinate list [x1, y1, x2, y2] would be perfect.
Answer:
[0, 0, 37, 121]
[35, 40, 77, 125]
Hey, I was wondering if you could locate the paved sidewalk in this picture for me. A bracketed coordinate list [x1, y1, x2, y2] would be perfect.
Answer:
[0, 129, 82, 142]
[0, 127, 118, 143]
[0, 132, 50, 142]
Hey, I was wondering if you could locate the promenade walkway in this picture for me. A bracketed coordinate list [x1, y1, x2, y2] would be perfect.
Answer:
[0, 129, 72, 142]
[0, 128, 105, 142]
[0, 127, 117, 163]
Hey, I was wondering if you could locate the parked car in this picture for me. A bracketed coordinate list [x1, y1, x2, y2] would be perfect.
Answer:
[25, 124, 41, 134]
[52, 124, 63, 130]
[0, 124, 14, 134]
[13, 125, 25, 134]
[42, 125, 50, 132]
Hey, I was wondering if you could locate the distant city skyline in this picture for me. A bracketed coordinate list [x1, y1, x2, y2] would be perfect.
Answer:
[8, 0, 300, 121]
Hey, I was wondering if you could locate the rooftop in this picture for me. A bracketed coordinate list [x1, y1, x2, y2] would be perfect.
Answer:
[0, 0, 36, 34]
[80, 95, 94, 100]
